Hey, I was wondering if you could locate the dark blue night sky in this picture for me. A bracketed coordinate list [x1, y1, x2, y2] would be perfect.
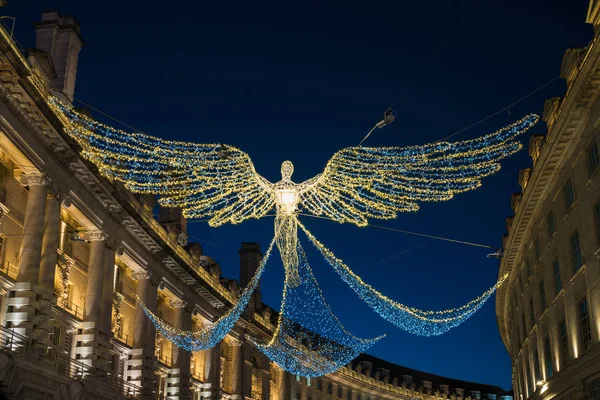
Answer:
[4, 0, 593, 389]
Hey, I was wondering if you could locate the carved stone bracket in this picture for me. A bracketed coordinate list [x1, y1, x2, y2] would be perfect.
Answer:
[169, 298, 187, 309]
[83, 230, 107, 242]
[20, 173, 48, 187]
[131, 270, 152, 281]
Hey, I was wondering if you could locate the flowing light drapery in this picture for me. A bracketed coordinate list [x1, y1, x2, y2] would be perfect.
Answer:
[299, 221, 506, 336]
[248, 244, 383, 377]
[138, 238, 275, 351]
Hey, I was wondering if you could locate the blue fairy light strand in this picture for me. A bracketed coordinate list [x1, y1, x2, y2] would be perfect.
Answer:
[137, 238, 275, 351]
[299, 221, 507, 337]
[249, 242, 384, 377]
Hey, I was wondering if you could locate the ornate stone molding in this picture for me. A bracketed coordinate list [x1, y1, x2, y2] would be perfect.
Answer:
[83, 230, 106, 242]
[20, 173, 47, 187]
[169, 298, 187, 309]
[131, 270, 152, 281]
[228, 337, 243, 347]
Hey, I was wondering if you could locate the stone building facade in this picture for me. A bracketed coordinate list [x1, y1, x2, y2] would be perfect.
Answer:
[496, 3, 600, 400]
[0, 10, 508, 400]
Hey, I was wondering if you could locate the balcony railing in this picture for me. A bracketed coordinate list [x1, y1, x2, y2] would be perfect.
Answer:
[0, 325, 147, 398]
[157, 353, 172, 367]
[0, 257, 18, 280]
[113, 332, 132, 347]
[53, 292, 84, 320]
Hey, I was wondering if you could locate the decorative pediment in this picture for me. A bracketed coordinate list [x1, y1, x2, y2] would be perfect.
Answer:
[543, 97, 562, 131]
[518, 168, 531, 192]
[561, 48, 585, 87]
[528, 135, 545, 165]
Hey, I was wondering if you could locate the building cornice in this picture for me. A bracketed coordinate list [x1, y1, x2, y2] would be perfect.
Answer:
[495, 34, 600, 350]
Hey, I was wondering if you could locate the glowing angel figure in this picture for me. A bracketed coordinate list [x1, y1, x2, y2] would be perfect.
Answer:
[50, 97, 538, 289]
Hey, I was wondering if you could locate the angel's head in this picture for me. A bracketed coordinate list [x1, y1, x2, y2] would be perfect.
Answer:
[281, 161, 294, 181]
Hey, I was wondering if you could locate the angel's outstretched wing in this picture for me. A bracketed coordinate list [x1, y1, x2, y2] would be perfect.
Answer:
[49, 97, 275, 226]
[299, 114, 539, 226]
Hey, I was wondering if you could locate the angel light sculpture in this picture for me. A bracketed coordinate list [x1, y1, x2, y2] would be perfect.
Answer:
[49, 96, 537, 342]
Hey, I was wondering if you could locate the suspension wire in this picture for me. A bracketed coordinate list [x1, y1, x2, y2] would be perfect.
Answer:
[389, 0, 482, 109]
[438, 76, 560, 142]
[298, 213, 493, 250]
[379, 211, 494, 263]
[72, 97, 148, 134]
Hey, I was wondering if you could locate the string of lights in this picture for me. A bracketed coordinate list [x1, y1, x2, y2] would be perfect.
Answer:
[300, 115, 539, 226]
[299, 221, 507, 336]
[249, 243, 383, 377]
[50, 95, 537, 292]
[137, 238, 275, 351]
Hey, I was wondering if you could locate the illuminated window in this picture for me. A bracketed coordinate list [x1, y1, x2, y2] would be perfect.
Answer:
[563, 179, 576, 211]
[587, 378, 600, 400]
[559, 319, 569, 365]
[588, 140, 600, 176]
[543, 335, 553, 378]
[570, 231, 583, 272]
[547, 211, 556, 237]
[337, 386, 343, 398]
[579, 298, 592, 351]
[553, 259, 562, 295]
[539, 280, 546, 310]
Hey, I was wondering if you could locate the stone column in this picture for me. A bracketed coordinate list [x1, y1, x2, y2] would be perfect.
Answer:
[279, 368, 289, 400]
[204, 342, 222, 399]
[230, 339, 243, 398]
[38, 191, 63, 297]
[167, 299, 191, 400]
[35, 190, 64, 347]
[4, 174, 50, 344]
[128, 271, 158, 392]
[16, 173, 48, 283]
[74, 230, 113, 371]
[261, 369, 270, 400]
[100, 242, 116, 336]
[83, 231, 106, 321]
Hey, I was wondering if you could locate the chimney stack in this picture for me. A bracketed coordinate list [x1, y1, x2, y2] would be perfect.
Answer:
[158, 207, 188, 247]
[35, 12, 83, 101]
[239, 242, 262, 308]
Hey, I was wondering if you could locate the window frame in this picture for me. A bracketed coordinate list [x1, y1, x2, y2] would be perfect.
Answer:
[579, 298, 592, 351]
[547, 210, 556, 237]
[559, 319, 569, 365]
[543, 335, 553, 379]
[539, 280, 546, 310]
[570, 231, 583, 273]
[553, 259, 562, 295]
[587, 140, 600, 177]
[563, 178, 576, 212]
